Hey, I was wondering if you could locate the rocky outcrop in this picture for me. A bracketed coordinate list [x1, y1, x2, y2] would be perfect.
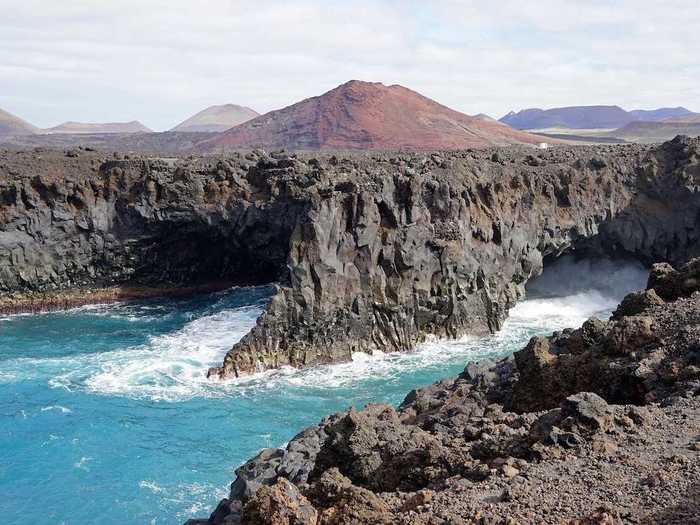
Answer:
[1, 138, 700, 374]
[0, 148, 309, 309]
[215, 136, 700, 378]
[189, 258, 700, 524]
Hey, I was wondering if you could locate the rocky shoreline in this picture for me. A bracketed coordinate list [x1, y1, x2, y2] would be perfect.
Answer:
[0, 281, 237, 314]
[187, 258, 700, 524]
[2, 137, 699, 379]
[1, 138, 699, 524]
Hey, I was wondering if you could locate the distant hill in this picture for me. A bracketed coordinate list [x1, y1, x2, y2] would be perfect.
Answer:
[0, 108, 39, 137]
[501, 105, 699, 130]
[500, 106, 635, 130]
[628, 107, 695, 122]
[662, 114, 700, 124]
[43, 121, 152, 134]
[201, 80, 544, 151]
[0, 131, 217, 154]
[171, 104, 259, 132]
[608, 121, 700, 143]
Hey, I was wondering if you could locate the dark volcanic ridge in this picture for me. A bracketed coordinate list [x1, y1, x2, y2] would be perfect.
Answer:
[1, 137, 699, 381]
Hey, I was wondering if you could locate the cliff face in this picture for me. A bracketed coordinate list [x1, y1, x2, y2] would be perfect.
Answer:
[1, 138, 699, 374]
[217, 137, 700, 378]
[0, 150, 308, 308]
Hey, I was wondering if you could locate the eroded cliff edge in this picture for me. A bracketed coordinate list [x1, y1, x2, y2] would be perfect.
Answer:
[1, 137, 699, 376]
[216, 136, 700, 377]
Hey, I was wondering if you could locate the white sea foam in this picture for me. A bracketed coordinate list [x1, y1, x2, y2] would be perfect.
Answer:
[214, 258, 648, 393]
[139, 480, 166, 494]
[74, 456, 93, 470]
[83, 305, 263, 401]
[41, 405, 72, 414]
[1, 258, 648, 403]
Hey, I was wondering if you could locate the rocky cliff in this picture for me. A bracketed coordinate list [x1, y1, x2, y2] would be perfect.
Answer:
[0, 149, 307, 310]
[1, 137, 699, 375]
[215, 136, 700, 378]
[187, 258, 700, 524]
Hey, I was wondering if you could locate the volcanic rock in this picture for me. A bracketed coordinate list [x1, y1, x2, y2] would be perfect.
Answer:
[1, 138, 700, 378]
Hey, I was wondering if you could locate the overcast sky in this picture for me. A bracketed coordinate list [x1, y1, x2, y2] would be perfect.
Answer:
[1, 0, 698, 130]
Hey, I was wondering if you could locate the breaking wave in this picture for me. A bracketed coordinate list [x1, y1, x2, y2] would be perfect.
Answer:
[0, 257, 648, 403]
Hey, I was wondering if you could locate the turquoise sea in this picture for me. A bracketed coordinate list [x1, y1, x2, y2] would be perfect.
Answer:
[0, 258, 647, 524]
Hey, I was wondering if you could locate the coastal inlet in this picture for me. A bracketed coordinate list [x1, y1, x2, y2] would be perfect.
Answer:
[0, 257, 647, 524]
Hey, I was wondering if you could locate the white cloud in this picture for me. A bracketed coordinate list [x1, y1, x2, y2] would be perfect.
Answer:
[0, 0, 698, 130]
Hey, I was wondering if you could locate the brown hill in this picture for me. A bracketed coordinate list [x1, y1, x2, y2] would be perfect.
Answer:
[43, 121, 152, 134]
[201, 80, 544, 151]
[0, 108, 39, 137]
[171, 104, 259, 132]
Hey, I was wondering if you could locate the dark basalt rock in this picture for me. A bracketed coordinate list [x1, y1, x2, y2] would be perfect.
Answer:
[1, 138, 700, 379]
[217, 137, 700, 378]
[611, 288, 664, 319]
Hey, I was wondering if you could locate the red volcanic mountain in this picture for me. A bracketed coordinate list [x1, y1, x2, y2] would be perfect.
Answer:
[201, 81, 544, 151]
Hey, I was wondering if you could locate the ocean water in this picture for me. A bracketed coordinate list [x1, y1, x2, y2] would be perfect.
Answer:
[0, 258, 647, 524]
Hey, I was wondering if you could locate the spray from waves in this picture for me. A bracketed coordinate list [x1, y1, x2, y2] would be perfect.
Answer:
[512, 255, 649, 329]
[526, 255, 648, 300]
[82, 305, 263, 400]
[0, 300, 265, 401]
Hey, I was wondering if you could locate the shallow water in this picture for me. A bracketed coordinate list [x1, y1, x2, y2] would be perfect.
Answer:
[0, 258, 647, 524]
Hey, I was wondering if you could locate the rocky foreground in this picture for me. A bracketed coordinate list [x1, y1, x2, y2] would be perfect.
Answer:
[188, 258, 700, 525]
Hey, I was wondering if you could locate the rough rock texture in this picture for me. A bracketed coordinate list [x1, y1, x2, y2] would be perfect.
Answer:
[216, 136, 700, 378]
[1, 138, 700, 373]
[188, 258, 700, 524]
[0, 148, 308, 311]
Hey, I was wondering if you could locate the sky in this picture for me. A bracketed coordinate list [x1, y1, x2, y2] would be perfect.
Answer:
[1, 0, 699, 131]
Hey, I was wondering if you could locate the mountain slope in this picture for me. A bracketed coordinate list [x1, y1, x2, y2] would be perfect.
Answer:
[202, 81, 544, 151]
[0, 108, 39, 137]
[663, 114, 700, 123]
[43, 121, 152, 134]
[501, 105, 699, 130]
[171, 104, 259, 132]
